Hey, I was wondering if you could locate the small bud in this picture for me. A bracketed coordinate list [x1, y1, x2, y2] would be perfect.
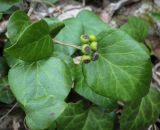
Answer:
[80, 34, 89, 44]
[81, 55, 91, 64]
[89, 34, 97, 42]
[92, 52, 99, 61]
[81, 44, 91, 54]
[90, 41, 98, 51]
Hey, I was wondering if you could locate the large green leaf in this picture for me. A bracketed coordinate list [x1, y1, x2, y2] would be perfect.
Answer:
[5, 20, 53, 62]
[8, 57, 72, 130]
[74, 64, 117, 110]
[83, 29, 152, 102]
[7, 10, 31, 44]
[77, 10, 110, 34]
[0, 77, 15, 104]
[55, 18, 83, 55]
[0, 0, 22, 12]
[120, 87, 160, 130]
[121, 16, 149, 42]
[56, 101, 116, 130]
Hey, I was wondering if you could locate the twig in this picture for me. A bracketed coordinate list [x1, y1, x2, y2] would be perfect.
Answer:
[53, 39, 81, 50]
[82, 0, 86, 7]
[0, 103, 18, 122]
[27, 3, 35, 16]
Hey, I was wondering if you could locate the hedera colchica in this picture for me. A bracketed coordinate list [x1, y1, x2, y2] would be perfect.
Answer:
[2, 9, 158, 130]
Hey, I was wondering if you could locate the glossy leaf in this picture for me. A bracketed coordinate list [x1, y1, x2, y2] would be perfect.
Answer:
[83, 29, 152, 102]
[120, 87, 160, 130]
[5, 20, 53, 62]
[7, 10, 31, 44]
[0, 77, 15, 104]
[0, 0, 22, 12]
[77, 10, 110, 34]
[56, 101, 116, 130]
[55, 18, 83, 55]
[8, 57, 72, 130]
[74, 64, 117, 110]
[121, 16, 149, 42]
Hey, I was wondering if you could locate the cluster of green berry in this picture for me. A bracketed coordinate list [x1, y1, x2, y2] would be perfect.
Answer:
[80, 34, 99, 64]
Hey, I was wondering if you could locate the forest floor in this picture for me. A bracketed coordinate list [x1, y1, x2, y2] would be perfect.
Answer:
[0, 0, 160, 130]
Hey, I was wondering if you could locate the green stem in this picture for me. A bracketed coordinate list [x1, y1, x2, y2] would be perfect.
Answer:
[53, 39, 81, 50]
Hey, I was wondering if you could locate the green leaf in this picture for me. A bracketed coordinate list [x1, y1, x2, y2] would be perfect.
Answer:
[56, 101, 116, 130]
[8, 57, 72, 130]
[7, 10, 31, 44]
[5, 20, 53, 62]
[0, 0, 22, 12]
[77, 10, 110, 34]
[44, 18, 65, 38]
[120, 87, 160, 130]
[0, 57, 8, 77]
[83, 29, 152, 102]
[74, 64, 117, 110]
[121, 16, 149, 42]
[0, 13, 2, 20]
[151, 12, 160, 21]
[55, 18, 83, 55]
[45, 0, 58, 4]
[0, 77, 15, 104]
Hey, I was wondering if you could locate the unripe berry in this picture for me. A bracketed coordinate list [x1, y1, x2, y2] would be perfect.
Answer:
[90, 41, 98, 51]
[80, 34, 89, 44]
[81, 55, 91, 64]
[92, 52, 99, 61]
[89, 34, 97, 42]
[81, 44, 91, 54]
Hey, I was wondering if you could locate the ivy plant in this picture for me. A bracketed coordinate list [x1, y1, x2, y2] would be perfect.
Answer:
[0, 8, 159, 130]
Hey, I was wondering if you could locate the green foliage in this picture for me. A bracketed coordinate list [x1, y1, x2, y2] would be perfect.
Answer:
[151, 12, 160, 21]
[0, 77, 15, 104]
[5, 20, 53, 61]
[120, 87, 160, 130]
[74, 64, 118, 110]
[83, 29, 152, 102]
[56, 101, 116, 130]
[0, 0, 22, 12]
[8, 57, 72, 130]
[2, 10, 157, 130]
[121, 16, 149, 42]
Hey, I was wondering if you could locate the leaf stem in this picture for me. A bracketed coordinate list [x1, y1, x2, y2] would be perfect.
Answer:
[0, 103, 18, 122]
[53, 39, 81, 50]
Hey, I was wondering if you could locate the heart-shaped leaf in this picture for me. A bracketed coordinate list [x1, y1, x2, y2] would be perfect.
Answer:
[8, 57, 72, 130]
[56, 101, 116, 130]
[0, 0, 22, 12]
[7, 10, 31, 44]
[77, 10, 110, 34]
[121, 16, 149, 42]
[74, 64, 117, 110]
[5, 20, 53, 62]
[83, 29, 152, 102]
[120, 87, 160, 130]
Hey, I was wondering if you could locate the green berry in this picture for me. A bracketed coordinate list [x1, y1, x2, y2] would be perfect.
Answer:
[89, 34, 97, 42]
[81, 55, 91, 64]
[80, 34, 89, 44]
[81, 44, 91, 54]
[90, 41, 98, 51]
[92, 52, 99, 61]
